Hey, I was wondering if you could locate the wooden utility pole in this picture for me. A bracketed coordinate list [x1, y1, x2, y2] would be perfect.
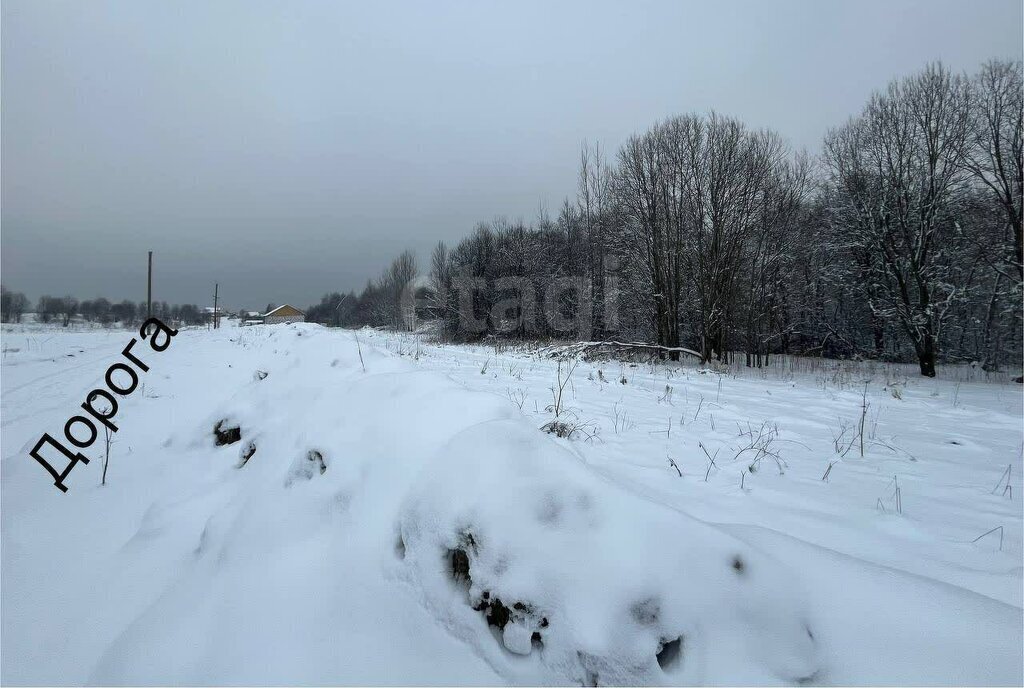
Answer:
[147, 251, 153, 319]
[213, 283, 219, 330]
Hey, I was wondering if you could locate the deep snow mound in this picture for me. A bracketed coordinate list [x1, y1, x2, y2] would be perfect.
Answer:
[398, 420, 821, 686]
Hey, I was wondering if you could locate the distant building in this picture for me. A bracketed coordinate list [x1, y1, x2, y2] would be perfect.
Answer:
[203, 305, 224, 325]
[263, 304, 305, 324]
[413, 283, 442, 321]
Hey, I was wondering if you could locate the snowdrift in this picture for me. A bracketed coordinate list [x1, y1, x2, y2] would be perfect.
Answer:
[91, 324, 818, 684]
[398, 420, 820, 685]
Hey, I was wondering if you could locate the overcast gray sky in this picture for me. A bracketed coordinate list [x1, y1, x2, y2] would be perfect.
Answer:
[3, 0, 1021, 310]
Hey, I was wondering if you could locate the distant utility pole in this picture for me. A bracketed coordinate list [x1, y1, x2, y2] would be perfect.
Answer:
[146, 251, 153, 319]
[213, 282, 219, 330]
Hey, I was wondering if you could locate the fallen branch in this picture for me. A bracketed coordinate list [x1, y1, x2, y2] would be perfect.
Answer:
[538, 340, 703, 362]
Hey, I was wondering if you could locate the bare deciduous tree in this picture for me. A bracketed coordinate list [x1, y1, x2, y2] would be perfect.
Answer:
[825, 63, 973, 376]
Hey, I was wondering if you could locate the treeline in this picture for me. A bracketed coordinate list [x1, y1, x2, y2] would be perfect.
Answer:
[308, 59, 1021, 377]
[305, 250, 418, 329]
[0, 287, 208, 327]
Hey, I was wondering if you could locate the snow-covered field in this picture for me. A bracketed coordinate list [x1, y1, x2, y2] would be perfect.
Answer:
[2, 322, 1022, 686]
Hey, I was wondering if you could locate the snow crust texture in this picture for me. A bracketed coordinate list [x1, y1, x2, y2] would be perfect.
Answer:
[2, 323, 1021, 686]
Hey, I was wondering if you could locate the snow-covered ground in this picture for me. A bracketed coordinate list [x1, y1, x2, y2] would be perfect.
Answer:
[2, 322, 1021, 686]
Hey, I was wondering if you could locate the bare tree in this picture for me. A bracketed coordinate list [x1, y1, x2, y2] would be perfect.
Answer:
[1, 287, 29, 323]
[673, 114, 787, 363]
[740, 152, 811, 366]
[825, 63, 973, 376]
[578, 141, 614, 339]
[57, 295, 79, 327]
[963, 59, 1023, 282]
[616, 125, 678, 355]
[378, 249, 418, 330]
